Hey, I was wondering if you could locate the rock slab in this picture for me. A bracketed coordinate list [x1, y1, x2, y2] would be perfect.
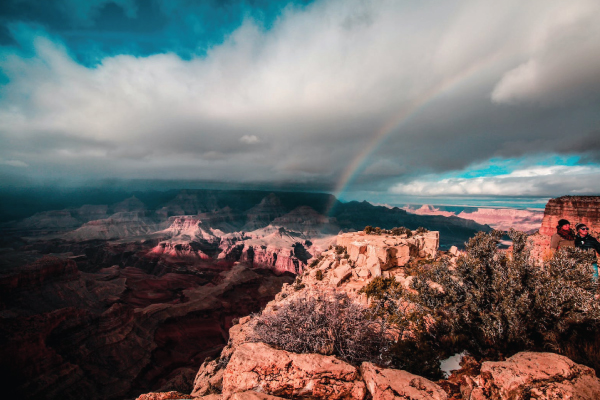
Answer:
[360, 362, 448, 400]
[222, 342, 366, 400]
[469, 352, 600, 400]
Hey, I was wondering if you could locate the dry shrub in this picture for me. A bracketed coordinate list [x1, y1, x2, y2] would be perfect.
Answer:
[252, 291, 392, 365]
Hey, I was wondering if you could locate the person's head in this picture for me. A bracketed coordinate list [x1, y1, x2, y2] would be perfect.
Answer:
[557, 219, 571, 232]
[576, 223, 589, 237]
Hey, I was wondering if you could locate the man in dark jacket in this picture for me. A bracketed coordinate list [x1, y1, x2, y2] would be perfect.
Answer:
[574, 223, 600, 281]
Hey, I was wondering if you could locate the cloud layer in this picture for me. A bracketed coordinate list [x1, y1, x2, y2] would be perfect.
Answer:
[0, 0, 599, 201]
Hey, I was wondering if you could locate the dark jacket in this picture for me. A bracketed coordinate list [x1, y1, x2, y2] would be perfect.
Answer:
[574, 234, 600, 254]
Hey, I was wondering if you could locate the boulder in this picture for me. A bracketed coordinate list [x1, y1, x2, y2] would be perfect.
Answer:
[368, 264, 382, 278]
[222, 342, 366, 400]
[230, 392, 288, 399]
[331, 265, 353, 286]
[135, 391, 191, 400]
[470, 352, 600, 400]
[360, 362, 448, 400]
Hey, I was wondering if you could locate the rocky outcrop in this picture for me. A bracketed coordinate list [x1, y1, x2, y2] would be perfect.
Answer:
[337, 231, 439, 270]
[135, 391, 191, 400]
[539, 196, 600, 236]
[463, 352, 600, 400]
[361, 362, 448, 400]
[222, 342, 366, 400]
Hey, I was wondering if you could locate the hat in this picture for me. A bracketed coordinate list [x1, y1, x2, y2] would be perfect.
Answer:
[557, 219, 570, 229]
[575, 223, 588, 231]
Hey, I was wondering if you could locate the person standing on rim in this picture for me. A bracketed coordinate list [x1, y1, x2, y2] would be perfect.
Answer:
[550, 219, 575, 251]
[574, 223, 600, 281]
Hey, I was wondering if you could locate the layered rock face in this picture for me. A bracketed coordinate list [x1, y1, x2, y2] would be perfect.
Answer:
[0, 260, 293, 399]
[539, 196, 600, 236]
[404, 204, 544, 233]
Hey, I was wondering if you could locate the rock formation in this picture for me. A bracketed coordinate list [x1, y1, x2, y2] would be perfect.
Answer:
[459, 352, 600, 400]
[0, 189, 495, 399]
[527, 196, 600, 263]
[539, 196, 600, 236]
[404, 204, 544, 233]
[179, 229, 600, 400]
[0, 260, 293, 399]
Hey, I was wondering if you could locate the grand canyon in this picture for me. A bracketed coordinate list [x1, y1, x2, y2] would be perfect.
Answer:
[2, 190, 599, 399]
[2, 1, 600, 399]
[0, 188, 491, 399]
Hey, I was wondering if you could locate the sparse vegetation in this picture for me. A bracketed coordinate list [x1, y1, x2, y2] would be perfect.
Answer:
[373, 230, 600, 377]
[315, 269, 323, 281]
[254, 229, 600, 380]
[364, 225, 414, 237]
[252, 291, 392, 365]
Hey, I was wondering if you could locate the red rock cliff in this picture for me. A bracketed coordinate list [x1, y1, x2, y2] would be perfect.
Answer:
[539, 196, 600, 236]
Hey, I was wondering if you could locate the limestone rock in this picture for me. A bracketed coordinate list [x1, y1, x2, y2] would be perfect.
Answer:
[331, 265, 353, 286]
[230, 391, 288, 399]
[222, 342, 366, 400]
[135, 391, 191, 400]
[471, 352, 600, 400]
[337, 231, 439, 271]
[361, 362, 448, 400]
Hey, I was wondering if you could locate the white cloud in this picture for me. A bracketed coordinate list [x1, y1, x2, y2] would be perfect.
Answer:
[0, 0, 599, 189]
[240, 135, 260, 144]
[491, 0, 600, 104]
[391, 165, 600, 197]
[0, 159, 29, 168]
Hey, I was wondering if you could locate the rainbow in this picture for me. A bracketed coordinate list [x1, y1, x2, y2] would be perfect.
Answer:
[327, 49, 506, 215]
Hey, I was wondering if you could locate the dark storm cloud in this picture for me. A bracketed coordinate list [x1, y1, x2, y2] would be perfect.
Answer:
[0, 0, 599, 198]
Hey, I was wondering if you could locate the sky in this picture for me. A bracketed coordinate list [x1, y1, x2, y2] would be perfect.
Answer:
[0, 0, 599, 208]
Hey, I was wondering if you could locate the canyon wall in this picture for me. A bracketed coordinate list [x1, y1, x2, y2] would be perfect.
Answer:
[539, 196, 600, 236]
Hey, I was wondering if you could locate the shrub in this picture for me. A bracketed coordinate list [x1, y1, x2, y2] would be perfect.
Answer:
[364, 226, 374, 234]
[252, 291, 392, 365]
[308, 255, 323, 269]
[335, 245, 346, 255]
[415, 227, 429, 234]
[359, 276, 402, 301]
[390, 227, 412, 237]
[315, 270, 323, 281]
[406, 230, 600, 361]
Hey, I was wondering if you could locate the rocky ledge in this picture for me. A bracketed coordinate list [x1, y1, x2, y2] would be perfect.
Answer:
[139, 230, 600, 400]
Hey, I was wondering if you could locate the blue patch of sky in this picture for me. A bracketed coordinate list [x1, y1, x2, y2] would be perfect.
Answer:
[455, 154, 583, 179]
[0, 0, 316, 67]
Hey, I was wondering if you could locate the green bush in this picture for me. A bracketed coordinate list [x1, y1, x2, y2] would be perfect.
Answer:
[405, 230, 600, 365]
[390, 227, 412, 237]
